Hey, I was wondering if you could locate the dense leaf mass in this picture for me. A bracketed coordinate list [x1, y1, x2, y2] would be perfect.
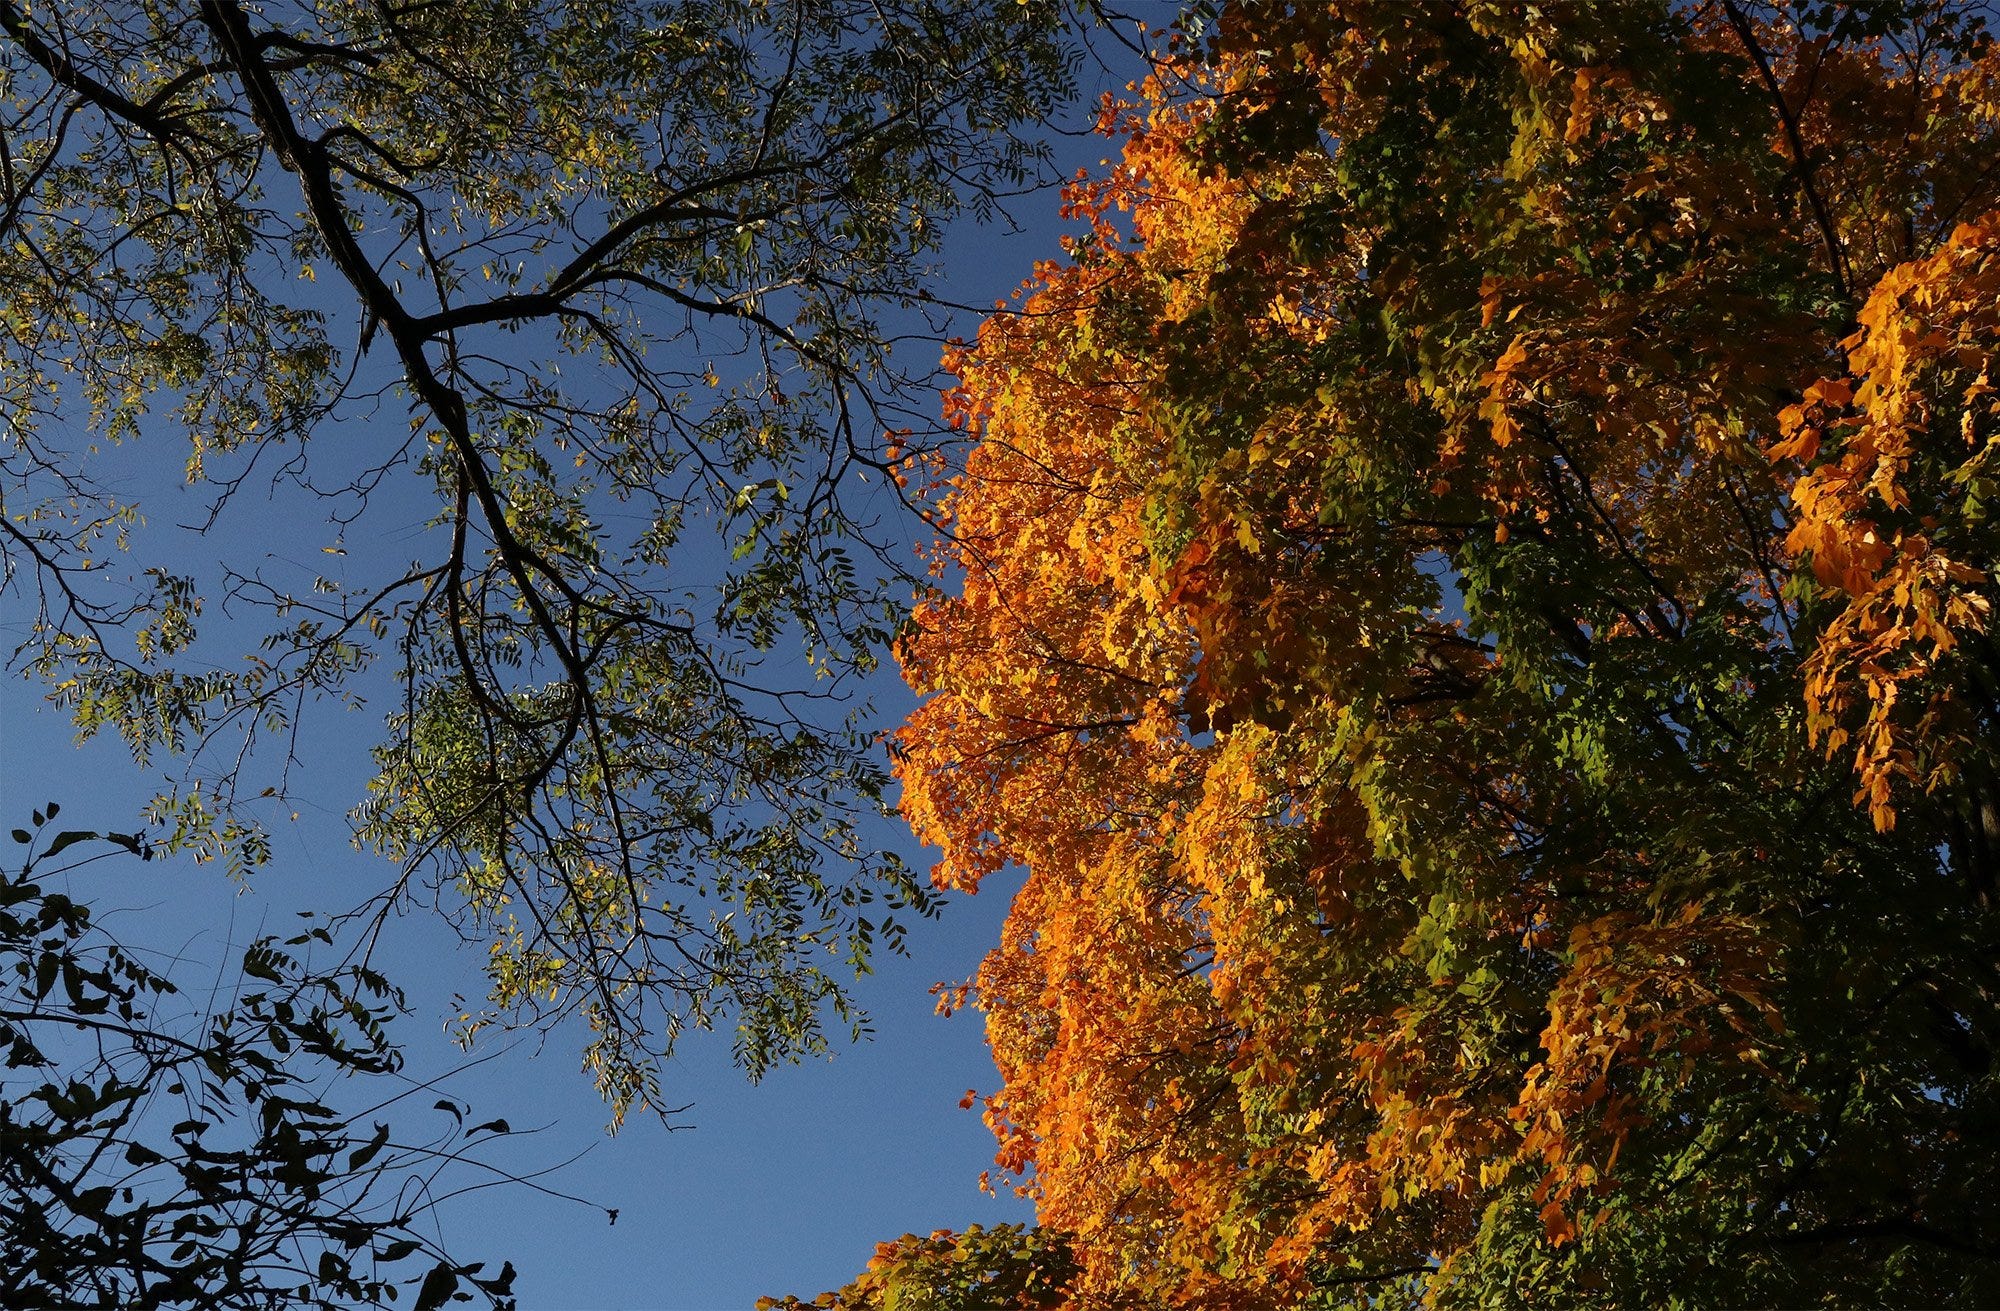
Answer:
[757, 1223, 1079, 1311]
[897, 2, 2000, 1305]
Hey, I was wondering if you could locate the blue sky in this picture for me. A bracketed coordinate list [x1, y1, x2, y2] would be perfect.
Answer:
[0, 20, 1153, 1308]
[7, 664, 1041, 1309]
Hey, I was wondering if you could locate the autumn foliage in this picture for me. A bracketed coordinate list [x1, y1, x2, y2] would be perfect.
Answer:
[892, 2, 2000, 1306]
[757, 1224, 1076, 1310]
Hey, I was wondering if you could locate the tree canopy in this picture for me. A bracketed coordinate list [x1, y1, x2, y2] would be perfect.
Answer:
[892, 1, 2000, 1305]
[0, 0, 1074, 1120]
[14, 0, 2000, 1304]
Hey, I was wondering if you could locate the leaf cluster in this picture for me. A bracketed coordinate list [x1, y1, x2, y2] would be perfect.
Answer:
[2, 806, 532, 1309]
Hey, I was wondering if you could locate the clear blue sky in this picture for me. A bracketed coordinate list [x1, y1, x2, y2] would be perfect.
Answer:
[0, 26, 1149, 1309]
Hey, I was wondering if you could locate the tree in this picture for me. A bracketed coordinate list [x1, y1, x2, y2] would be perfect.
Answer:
[897, 2, 2000, 1305]
[0, 0, 1076, 1119]
[757, 1222, 1079, 1311]
[2, 804, 554, 1310]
